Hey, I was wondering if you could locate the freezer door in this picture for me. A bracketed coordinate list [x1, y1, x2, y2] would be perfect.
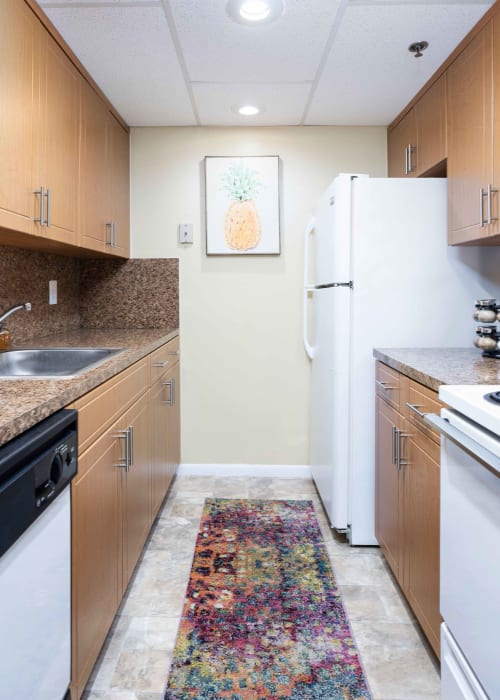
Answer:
[441, 624, 488, 700]
[310, 285, 351, 530]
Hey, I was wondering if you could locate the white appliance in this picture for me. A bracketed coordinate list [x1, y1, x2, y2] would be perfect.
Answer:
[426, 385, 500, 700]
[303, 173, 500, 545]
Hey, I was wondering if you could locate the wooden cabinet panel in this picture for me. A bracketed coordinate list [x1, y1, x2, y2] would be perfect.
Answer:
[388, 109, 417, 178]
[405, 429, 441, 657]
[107, 113, 130, 258]
[375, 363, 441, 659]
[447, 24, 493, 244]
[78, 78, 110, 253]
[71, 427, 122, 700]
[375, 361, 403, 411]
[375, 396, 402, 579]
[36, 26, 79, 245]
[416, 74, 447, 175]
[168, 361, 181, 481]
[122, 393, 152, 584]
[0, 0, 36, 235]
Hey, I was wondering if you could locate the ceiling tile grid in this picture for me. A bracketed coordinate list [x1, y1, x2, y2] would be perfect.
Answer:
[39, 0, 495, 127]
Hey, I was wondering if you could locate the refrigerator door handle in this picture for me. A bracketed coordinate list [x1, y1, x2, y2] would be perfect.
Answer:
[303, 217, 316, 288]
[303, 288, 316, 360]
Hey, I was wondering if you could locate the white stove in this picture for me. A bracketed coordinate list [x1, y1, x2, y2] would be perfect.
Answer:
[430, 383, 500, 700]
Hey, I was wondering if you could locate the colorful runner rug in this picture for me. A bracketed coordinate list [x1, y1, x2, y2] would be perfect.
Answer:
[165, 499, 371, 699]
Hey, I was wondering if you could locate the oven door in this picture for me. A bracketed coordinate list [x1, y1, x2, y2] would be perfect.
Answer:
[439, 407, 500, 699]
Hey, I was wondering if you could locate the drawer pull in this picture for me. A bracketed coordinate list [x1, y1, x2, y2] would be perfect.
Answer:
[376, 379, 395, 391]
[153, 361, 168, 368]
[168, 350, 179, 356]
[162, 379, 174, 406]
[115, 429, 130, 472]
[406, 402, 427, 419]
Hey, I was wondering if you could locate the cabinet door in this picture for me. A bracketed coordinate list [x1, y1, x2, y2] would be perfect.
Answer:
[416, 74, 447, 175]
[36, 27, 79, 245]
[388, 109, 417, 178]
[405, 429, 441, 658]
[107, 113, 130, 258]
[79, 79, 110, 253]
[71, 428, 122, 700]
[150, 376, 170, 519]
[447, 24, 493, 244]
[0, 0, 36, 235]
[122, 393, 151, 586]
[375, 396, 402, 579]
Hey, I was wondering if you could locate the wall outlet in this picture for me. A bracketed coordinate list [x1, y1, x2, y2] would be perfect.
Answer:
[178, 223, 193, 244]
[49, 280, 57, 305]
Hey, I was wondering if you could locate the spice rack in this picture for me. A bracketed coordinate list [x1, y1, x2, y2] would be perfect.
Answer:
[474, 299, 500, 358]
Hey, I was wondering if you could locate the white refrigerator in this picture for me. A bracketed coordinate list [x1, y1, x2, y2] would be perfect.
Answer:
[303, 173, 500, 545]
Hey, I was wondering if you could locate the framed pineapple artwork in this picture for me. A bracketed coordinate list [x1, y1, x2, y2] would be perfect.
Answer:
[204, 155, 280, 255]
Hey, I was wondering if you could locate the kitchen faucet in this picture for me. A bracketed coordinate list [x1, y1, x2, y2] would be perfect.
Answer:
[0, 303, 31, 350]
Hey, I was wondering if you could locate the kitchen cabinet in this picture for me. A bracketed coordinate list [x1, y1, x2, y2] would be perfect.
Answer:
[79, 83, 130, 257]
[69, 337, 180, 699]
[447, 23, 495, 244]
[0, 0, 37, 236]
[35, 22, 79, 246]
[375, 361, 441, 658]
[0, 0, 129, 257]
[388, 75, 447, 179]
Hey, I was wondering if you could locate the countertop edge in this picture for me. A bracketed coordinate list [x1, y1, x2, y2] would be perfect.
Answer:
[0, 329, 179, 447]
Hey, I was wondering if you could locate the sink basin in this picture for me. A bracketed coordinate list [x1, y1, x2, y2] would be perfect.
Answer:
[0, 348, 124, 378]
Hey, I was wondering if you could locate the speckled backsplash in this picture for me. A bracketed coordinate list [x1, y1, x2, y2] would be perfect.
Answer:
[0, 247, 178, 343]
[79, 258, 178, 329]
[0, 247, 80, 343]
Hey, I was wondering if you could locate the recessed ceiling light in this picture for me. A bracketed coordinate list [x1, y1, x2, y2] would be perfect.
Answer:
[238, 104, 260, 116]
[226, 0, 285, 26]
[240, 1, 270, 21]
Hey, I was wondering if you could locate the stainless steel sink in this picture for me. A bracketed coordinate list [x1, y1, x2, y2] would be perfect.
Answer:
[0, 348, 124, 378]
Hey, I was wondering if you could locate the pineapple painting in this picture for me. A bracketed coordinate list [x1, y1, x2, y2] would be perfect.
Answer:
[205, 155, 280, 255]
[221, 161, 263, 251]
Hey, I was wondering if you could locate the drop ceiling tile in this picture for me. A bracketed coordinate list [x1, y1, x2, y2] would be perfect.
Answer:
[306, 2, 493, 125]
[192, 82, 311, 125]
[169, 0, 342, 83]
[41, 5, 196, 126]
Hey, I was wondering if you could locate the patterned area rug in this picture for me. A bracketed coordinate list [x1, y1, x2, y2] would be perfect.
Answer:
[165, 499, 371, 699]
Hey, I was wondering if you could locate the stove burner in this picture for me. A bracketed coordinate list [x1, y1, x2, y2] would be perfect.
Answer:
[485, 391, 500, 405]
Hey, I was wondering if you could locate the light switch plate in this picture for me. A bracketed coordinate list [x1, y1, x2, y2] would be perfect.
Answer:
[178, 223, 193, 244]
[49, 280, 57, 305]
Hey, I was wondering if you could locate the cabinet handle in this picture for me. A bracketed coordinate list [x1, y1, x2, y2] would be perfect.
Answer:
[404, 145, 409, 175]
[405, 402, 427, 419]
[376, 379, 395, 391]
[480, 187, 487, 227]
[391, 425, 397, 465]
[115, 429, 130, 471]
[112, 221, 117, 247]
[153, 361, 168, 368]
[168, 350, 179, 356]
[46, 189, 51, 227]
[34, 186, 46, 225]
[487, 184, 498, 225]
[407, 144, 416, 173]
[162, 379, 174, 406]
[106, 222, 113, 246]
[398, 432, 411, 468]
[395, 427, 401, 470]
[172, 377, 176, 405]
[128, 426, 134, 467]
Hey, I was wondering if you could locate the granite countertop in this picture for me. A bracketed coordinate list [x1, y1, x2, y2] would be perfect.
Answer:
[0, 328, 178, 447]
[373, 347, 500, 392]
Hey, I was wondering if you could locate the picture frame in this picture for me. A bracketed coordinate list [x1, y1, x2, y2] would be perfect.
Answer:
[204, 155, 280, 256]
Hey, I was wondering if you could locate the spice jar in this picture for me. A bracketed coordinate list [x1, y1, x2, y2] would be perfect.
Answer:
[475, 325, 499, 352]
[474, 299, 498, 323]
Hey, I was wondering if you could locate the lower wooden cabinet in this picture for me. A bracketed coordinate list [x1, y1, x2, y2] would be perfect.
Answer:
[69, 337, 180, 700]
[375, 360, 441, 659]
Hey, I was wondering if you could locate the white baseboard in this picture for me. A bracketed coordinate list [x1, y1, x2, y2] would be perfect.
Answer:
[177, 463, 312, 479]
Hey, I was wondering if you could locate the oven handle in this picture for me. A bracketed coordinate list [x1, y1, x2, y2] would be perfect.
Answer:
[424, 412, 500, 472]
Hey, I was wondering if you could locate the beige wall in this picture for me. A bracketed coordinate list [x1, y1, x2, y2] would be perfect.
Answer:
[130, 126, 387, 466]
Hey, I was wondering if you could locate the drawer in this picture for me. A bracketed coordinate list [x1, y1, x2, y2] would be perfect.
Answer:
[405, 378, 445, 445]
[150, 336, 180, 385]
[375, 361, 406, 411]
[71, 358, 149, 454]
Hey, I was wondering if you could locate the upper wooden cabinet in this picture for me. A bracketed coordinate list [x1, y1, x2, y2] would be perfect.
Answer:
[0, 0, 37, 235]
[388, 75, 447, 178]
[79, 83, 130, 257]
[0, 0, 130, 257]
[447, 24, 494, 244]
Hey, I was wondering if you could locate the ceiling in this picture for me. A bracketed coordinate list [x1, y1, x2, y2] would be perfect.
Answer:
[39, 0, 494, 128]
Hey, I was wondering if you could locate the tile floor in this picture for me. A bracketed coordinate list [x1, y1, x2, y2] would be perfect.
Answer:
[82, 475, 440, 700]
